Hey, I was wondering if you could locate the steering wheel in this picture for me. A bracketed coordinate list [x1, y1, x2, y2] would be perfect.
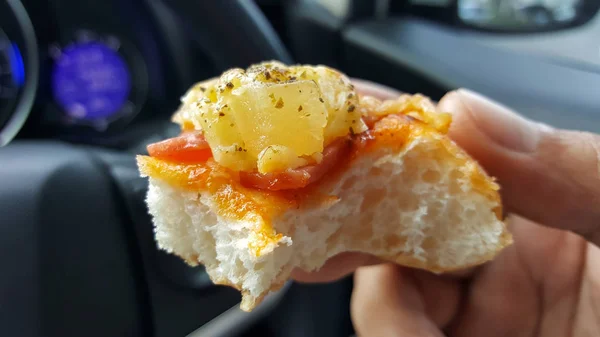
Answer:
[0, 1, 292, 337]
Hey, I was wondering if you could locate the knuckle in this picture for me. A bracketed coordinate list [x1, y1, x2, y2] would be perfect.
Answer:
[577, 131, 600, 196]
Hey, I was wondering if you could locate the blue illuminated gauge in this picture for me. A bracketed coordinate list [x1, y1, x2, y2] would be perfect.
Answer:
[0, 41, 21, 101]
[51, 41, 132, 122]
[0, 41, 25, 94]
[0, 30, 29, 140]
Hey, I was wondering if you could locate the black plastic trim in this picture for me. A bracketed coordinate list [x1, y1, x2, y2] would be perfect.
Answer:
[342, 17, 600, 132]
[0, 141, 146, 337]
[161, 0, 293, 70]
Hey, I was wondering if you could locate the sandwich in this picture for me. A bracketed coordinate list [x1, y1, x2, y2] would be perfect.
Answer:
[136, 61, 513, 312]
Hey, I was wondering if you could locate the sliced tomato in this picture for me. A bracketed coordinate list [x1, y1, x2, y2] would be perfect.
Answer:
[239, 137, 353, 191]
[147, 131, 213, 164]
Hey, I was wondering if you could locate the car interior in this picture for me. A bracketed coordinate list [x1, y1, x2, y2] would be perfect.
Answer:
[1, 0, 599, 336]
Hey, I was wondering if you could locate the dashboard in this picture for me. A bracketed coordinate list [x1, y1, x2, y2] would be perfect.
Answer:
[0, 0, 215, 148]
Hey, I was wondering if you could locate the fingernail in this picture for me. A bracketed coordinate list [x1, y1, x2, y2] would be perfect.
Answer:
[452, 89, 552, 152]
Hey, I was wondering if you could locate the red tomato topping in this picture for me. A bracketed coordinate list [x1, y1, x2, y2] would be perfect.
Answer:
[239, 136, 353, 191]
[147, 131, 212, 164]
[145, 117, 377, 190]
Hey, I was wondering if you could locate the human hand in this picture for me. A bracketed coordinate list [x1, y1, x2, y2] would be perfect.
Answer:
[292, 80, 600, 336]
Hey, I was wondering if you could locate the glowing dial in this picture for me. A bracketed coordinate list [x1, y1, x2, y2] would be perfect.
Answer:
[51, 41, 131, 121]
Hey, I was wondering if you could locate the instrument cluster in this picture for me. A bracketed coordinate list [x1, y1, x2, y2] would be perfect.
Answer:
[0, 0, 200, 148]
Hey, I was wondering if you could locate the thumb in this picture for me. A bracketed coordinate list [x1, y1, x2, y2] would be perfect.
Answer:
[439, 89, 600, 246]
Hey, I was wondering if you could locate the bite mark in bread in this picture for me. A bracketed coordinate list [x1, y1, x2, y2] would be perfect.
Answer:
[137, 62, 513, 311]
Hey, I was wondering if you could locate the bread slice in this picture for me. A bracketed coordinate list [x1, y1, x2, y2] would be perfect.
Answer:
[138, 102, 512, 311]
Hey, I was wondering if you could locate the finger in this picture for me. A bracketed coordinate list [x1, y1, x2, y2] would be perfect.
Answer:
[291, 252, 380, 283]
[409, 269, 464, 329]
[439, 89, 600, 246]
[351, 264, 457, 337]
[447, 237, 541, 337]
[447, 214, 586, 337]
[444, 267, 478, 279]
[291, 254, 476, 285]
[352, 78, 401, 100]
